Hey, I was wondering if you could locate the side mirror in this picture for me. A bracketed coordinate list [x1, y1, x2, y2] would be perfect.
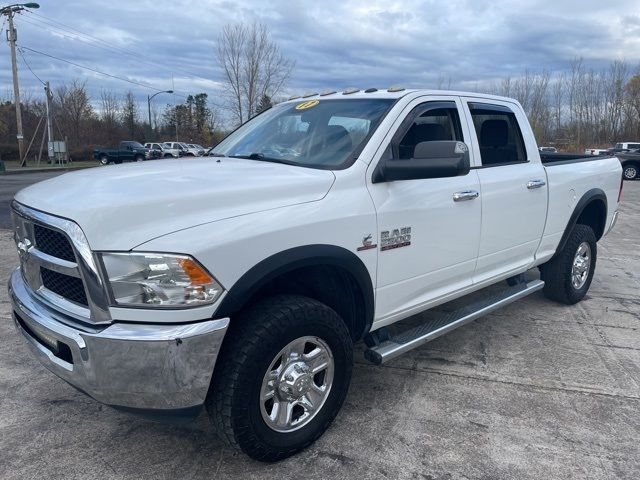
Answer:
[373, 141, 470, 183]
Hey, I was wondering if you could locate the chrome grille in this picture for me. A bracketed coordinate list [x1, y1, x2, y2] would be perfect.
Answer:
[41, 267, 88, 305]
[34, 224, 75, 262]
[11, 202, 112, 325]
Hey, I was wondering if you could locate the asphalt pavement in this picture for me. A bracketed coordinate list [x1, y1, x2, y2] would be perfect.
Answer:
[0, 172, 63, 229]
[0, 173, 639, 479]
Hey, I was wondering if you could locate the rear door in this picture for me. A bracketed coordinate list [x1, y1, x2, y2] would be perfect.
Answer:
[367, 96, 482, 324]
[461, 99, 548, 283]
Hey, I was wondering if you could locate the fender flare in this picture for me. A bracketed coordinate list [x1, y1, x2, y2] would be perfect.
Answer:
[555, 188, 607, 257]
[215, 244, 375, 336]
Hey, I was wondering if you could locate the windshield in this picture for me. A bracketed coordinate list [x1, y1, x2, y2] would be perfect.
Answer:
[211, 98, 395, 169]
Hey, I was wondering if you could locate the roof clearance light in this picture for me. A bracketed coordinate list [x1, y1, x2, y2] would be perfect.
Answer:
[320, 89, 337, 96]
[288, 95, 301, 101]
[342, 87, 360, 95]
[387, 86, 406, 92]
[364, 88, 378, 93]
[302, 92, 319, 98]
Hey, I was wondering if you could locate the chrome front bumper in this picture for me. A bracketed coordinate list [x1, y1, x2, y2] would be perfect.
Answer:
[9, 268, 229, 413]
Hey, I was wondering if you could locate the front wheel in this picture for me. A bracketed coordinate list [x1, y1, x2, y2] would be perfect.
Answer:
[206, 295, 353, 462]
[99, 154, 109, 165]
[540, 224, 597, 304]
[623, 163, 638, 180]
[134, 154, 144, 162]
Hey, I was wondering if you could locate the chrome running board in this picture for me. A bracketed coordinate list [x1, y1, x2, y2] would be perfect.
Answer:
[364, 279, 545, 365]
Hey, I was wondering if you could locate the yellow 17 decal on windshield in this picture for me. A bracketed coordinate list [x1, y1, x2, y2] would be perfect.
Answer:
[295, 100, 320, 110]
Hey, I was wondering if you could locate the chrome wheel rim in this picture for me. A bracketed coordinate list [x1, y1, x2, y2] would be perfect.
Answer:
[100, 156, 108, 165]
[571, 241, 591, 289]
[260, 336, 334, 433]
[624, 166, 637, 179]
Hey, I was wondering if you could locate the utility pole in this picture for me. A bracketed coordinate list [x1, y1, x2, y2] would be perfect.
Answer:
[6, 10, 25, 165]
[1, 3, 40, 166]
[44, 81, 53, 160]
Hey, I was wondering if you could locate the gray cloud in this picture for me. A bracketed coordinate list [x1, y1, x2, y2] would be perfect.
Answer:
[1, 0, 639, 114]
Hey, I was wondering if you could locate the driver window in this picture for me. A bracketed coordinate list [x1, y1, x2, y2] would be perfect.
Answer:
[397, 104, 463, 159]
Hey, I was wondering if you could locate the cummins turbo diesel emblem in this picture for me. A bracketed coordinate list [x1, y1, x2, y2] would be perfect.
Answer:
[380, 227, 411, 251]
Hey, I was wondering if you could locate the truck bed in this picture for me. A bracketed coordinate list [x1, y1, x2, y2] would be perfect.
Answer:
[534, 153, 621, 265]
[540, 152, 616, 165]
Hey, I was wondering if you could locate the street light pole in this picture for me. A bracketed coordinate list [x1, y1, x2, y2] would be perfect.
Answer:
[147, 90, 173, 142]
[6, 10, 24, 165]
[1, 3, 40, 166]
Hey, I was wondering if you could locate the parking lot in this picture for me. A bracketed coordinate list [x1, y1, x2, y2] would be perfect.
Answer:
[0, 174, 638, 479]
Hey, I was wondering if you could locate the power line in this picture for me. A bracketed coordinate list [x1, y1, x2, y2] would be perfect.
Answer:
[29, 12, 150, 62]
[26, 11, 221, 87]
[18, 16, 164, 72]
[17, 46, 45, 85]
[19, 45, 175, 93]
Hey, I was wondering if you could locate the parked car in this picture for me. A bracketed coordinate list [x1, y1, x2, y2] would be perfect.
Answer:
[617, 151, 640, 180]
[606, 142, 640, 155]
[9, 89, 623, 462]
[538, 146, 557, 153]
[584, 148, 609, 156]
[144, 142, 179, 158]
[187, 143, 206, 156]
[162, 142, 188, 156]
[177, 142, 201, 156]
[93, 141, 149, 165]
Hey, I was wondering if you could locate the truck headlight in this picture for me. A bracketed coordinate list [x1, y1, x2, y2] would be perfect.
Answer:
[100, 252, 223, 307]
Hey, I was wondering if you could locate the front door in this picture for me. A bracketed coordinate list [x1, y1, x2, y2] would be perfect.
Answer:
[367, 97, 482, 327]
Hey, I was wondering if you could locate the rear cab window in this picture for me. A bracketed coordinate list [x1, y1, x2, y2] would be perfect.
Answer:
[468, 103, 527, 167]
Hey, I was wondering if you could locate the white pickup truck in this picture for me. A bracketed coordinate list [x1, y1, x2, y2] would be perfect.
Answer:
[8, 89, 623, 462]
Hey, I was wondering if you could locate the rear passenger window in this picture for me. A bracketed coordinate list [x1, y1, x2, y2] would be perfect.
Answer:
[396, 102, 463, 160]
[469, 103, 527, 166]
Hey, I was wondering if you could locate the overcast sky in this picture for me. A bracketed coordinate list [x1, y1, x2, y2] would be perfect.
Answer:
[1, 0, 639, 114]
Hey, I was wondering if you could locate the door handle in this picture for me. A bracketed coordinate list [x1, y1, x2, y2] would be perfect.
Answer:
[453, 190, 480, 202]
[527, 179, 546, 189]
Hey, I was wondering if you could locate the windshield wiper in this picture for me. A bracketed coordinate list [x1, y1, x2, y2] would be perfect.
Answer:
[208, 151, 225, 157]
[229, 153, 297, 166]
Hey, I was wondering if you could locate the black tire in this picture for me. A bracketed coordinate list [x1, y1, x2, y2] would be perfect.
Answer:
[540, 224, 597, 305]
[623, 163, 638, 180]
[99, 154, 109, 165]
[134, 154, 144, 162]
[206, 295, 353, 462]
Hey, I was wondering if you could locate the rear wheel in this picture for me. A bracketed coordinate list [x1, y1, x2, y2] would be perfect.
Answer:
[206, 295, 353, 462]
[623, 163, 638, 180]
[540, 224, 596, 305]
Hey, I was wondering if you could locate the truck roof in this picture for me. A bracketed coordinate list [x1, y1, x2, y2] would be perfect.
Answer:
[283, 88, 520, 105]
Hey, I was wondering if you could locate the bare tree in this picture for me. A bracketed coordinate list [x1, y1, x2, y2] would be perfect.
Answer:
[55, 80, 94, 148]
[216, 22, 294, 125]
[121, 91, 137, 138]
[625, 71, 640, 139]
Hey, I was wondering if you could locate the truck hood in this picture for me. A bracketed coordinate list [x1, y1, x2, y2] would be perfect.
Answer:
[15, 158, 335, 250]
